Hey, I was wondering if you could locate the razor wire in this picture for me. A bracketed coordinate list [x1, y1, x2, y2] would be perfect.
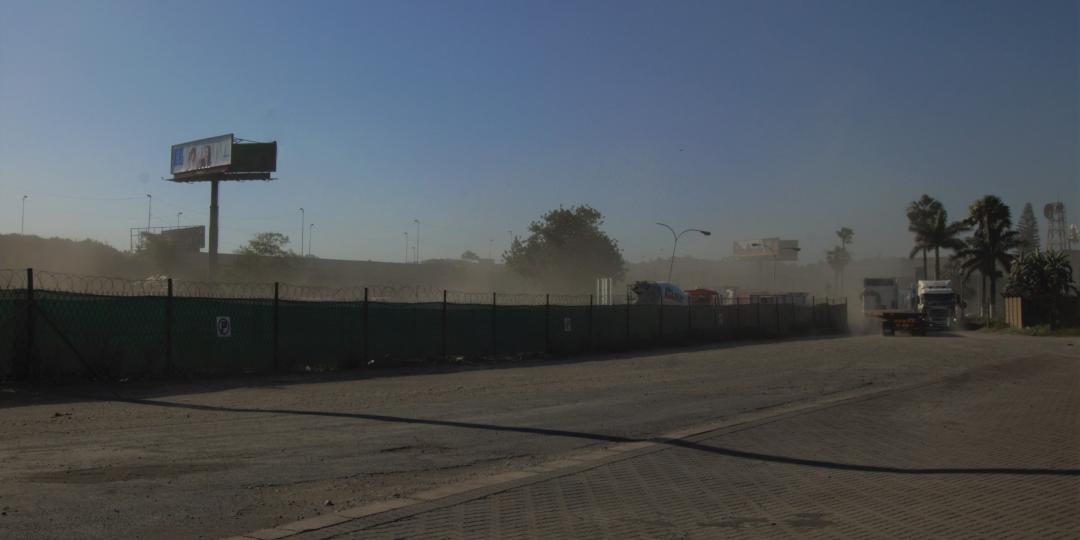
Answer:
[31, 270, 168, 297]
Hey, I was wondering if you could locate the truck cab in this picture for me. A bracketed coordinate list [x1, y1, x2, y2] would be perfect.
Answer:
[916, 280, 957, 330]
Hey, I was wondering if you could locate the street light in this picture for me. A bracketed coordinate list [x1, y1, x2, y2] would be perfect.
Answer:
[308, 223, 314, 256]
[20, 195, 27, 235]
[656, 222, 711, 283]
[146, 194, 152, 231]
[751, 242, 801, 290]
[414, 219, 420, 264]
[298, 208, 305, 256]
[404, 232, 410, 263]
[176, 212, 183, 227]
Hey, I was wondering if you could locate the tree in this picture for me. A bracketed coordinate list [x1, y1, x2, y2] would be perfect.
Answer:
[919, 208, 968, 279]
[1004, 251, 1077, 328]
[1016, 202, 1040, 255]
[826, 227, 854, 292]
[504, 205, 626, 291]
[234, 232, 294, 257]
[955, 195, 1020, 319]
[906, 194, 943, 279]
[460, 250, 480, 262]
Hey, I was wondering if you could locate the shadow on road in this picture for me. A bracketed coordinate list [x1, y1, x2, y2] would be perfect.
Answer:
[119, 395, 1078, 478]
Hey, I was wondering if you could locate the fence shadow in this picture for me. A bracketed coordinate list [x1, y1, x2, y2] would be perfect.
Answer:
[0, 332, 860, 409]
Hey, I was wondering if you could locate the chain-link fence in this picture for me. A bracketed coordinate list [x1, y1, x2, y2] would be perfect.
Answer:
[0, 268, 848, 381]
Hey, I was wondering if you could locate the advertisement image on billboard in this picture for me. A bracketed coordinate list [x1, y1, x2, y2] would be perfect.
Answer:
[170, 134, 233, 176]
[733, 238, 800, 261]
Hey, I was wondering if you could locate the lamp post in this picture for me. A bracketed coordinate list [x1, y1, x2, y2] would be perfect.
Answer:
[414, 219, 420, 264]
[176, 212, 182, 227]
[404, 232, 409, 263]
[146, 194, 152, 231]
[752, 242, 801, 290]
[298, 208, 305, 256]
[308, 223, 314, 256]
[656, 222, 711, 283]
[20, 195, 27, 235]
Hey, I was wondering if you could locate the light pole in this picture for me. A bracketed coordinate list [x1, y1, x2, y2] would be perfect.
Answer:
[20, 195, 27, 235]
[404, 232, 410, 263]
[176, 212, 183, 227]
[308, 223, 314, 256]
[656, 222, 711, 283]
[752, 242, 801, 290]
[298, 208, 305, 256]
[146, 194, 152, 231]
[414, 219, 420, 263]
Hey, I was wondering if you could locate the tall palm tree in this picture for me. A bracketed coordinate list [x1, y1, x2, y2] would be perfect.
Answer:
[955, 195, 1019, 319]
[906, 195, 943, 279]
[921, 209, 968, 279]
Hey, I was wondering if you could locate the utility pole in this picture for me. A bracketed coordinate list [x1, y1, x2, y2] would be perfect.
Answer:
[20, 195, 27, 235]
[298, 207, 305, 256]
[146, 194, 152, 231]
[414, 219, 420, 263]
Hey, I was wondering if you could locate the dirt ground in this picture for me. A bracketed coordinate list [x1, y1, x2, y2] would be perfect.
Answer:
[0, 332, 1075, 539]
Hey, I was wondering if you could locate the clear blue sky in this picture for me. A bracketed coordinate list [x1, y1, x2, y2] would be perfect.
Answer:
[1, 0, 1076, 263]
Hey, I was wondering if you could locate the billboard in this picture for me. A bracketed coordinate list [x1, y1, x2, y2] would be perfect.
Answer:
[733, 238, 800, 261]
[170, 134, 233, 176]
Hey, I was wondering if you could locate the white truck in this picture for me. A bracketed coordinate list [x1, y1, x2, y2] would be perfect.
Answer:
[916, 280, 958, 330]
[862, 278, 957, 335]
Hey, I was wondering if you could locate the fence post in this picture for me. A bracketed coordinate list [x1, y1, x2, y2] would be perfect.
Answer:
[658, 291, 664, 344]
[491, 292, 497, 357]
[811, 296, 816, 328]
[165, 278, 173, 375]
[625, 296, 631, 349]
[734, 297, 740, 339]
[442, 290, 447, 362]
[25, 268, 35, 380]
[545, 294, 550, 354]
[588, 294, 594, 351]
[756, 299, 761, 335]
[362, 287, 369, 366]
[687, 298, 693, 342]
[776, 298, 781, 335]
[272, 282, 280, 371]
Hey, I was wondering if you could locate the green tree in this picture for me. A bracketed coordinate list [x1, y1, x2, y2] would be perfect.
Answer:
[504, 205, 626, 291]
[955, 195, 1019, 319]
[234, 232, 294, 257]
[1004, 251, 1077, 328]
[1016, 202, 1040, 255]
[906, 194, 943, 279]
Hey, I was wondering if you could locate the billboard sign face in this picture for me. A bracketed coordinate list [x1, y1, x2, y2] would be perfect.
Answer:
[733, 238, 799, 261]
[171, 134, 233, 176]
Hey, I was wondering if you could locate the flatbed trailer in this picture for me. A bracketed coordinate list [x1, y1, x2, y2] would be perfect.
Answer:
[865, 309, 927, 336]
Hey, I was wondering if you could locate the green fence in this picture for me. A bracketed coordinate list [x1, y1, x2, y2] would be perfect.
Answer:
[0, 269, 848, 381]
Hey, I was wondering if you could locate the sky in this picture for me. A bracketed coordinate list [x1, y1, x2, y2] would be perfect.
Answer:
[1, 0, 1077, 264]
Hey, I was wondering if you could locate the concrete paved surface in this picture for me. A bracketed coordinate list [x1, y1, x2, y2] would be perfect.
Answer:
[0, 333, 1076, 538]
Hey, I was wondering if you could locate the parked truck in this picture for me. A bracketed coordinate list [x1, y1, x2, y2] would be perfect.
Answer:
[861, 278, 958, 335]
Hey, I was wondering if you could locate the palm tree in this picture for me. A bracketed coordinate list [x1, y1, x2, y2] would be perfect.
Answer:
[906, 195, 943, 279]
[955, 195, 1019, 319]
[828, 227, 854, 292]
[921, 209, 968, 279]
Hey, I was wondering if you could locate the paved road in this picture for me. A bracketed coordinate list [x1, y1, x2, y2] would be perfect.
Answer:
[0, 333, 1076, 538]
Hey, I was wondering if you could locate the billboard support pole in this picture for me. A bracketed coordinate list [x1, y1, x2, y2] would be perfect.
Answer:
[208, 180, 220, 281]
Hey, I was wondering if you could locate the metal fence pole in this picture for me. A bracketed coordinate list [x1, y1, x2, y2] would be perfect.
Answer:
[362, 287, 369, 366]
[25, 267, 35, 379]
[658, 291, 664, 344]
[491, 292, 497, 357]
[544, 294, 550, 354]
[272, 282, 280, 371]
[625, 296, 631, 349]
[776, 298, 781, 335]
[735, 297, 740, 339]
[165, 278, 173, 375]
[588, 294, 594, 351]
[441, 290, 447, 362]
[756, 299, 761, 335]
